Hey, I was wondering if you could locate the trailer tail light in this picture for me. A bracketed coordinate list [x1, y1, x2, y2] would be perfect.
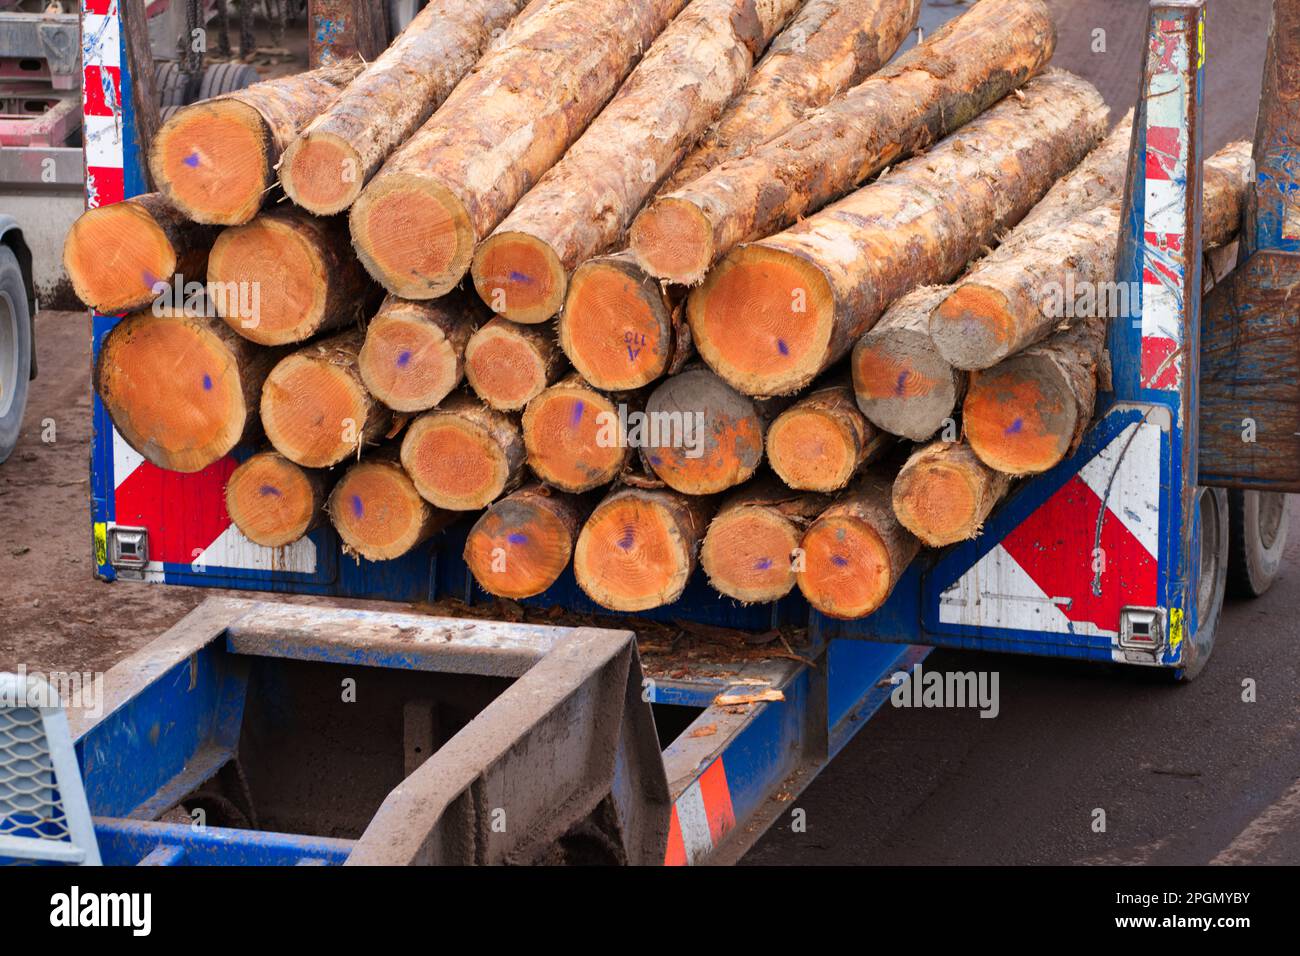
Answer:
[1119, 607, 1165, 651]
[107, 526, 148, 570]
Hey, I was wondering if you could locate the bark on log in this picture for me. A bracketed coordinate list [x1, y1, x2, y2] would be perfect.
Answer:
[641, 367, 767, 495]
[308, 0, 389, 67]
[766, 378, 889, 491]
[207, 207, 376, 345]
[700, 478, 829, 603]
[796, 470, 919, 619]
[122, 0, 160, 187]
[520, 375, 635, 493]
[400, 391, 526, 510]
[464, 483, 594, 598]
[94, 309, 281, 472]
[284, 0, 528, 215]
[660, 0, 921, 195]
[464, 317, 566, 411]
[630, 0, 1058, 285]
[150, 61, 363, 225]
[574, 485, 716, 611]
[891, 440, 1010, 546]
[469, 0, 805, 324]
[357, 293, 482, 412]
[261, 328, 393, 468]
[558, 250, 689, 392]
[688, 70, 1108, 397]
[64, 193, 218, 314]
[349, 0, 689, 300]
[329, 454, 453, 561]
[225, 449, 330, 547]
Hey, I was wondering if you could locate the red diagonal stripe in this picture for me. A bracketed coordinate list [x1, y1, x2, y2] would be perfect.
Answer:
[114, 458, 237, 564]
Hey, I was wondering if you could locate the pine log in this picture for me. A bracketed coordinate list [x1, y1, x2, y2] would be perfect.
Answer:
[687, 70, 1108, 398]
[891, 440, 1010, 546]
[206, 207, 375, 345]
[400, 392, 526, 510]
[558, 250, 689, 392]
[700, 478, 828, 604]
[149, 61, 363, 225]
[641, 367, 767, 495]
[629, 0, 1057, 285]
[574, 485, 715, 611]
[796, 470, 919, 619]
[520, 375, 633, 492]
[660, 0, 921, 195]
[469, 0, 805, 324]
[94, 309, 282, 472]
[349, 0, 689, 300]
[260, 329, 393, 468]
[329, 455, 453, 561]
[464, 483, 594, 598]
[122, 0, 160, 185]
[357, 293, 482, 412]
[225, 450, 330, 547]
[464, 317, 565, 411]
[766, 378, 889, 492]
[64, 193, 218, 314]
[283, 0, 528, 215]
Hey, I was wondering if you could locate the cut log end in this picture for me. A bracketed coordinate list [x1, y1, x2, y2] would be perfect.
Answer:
[700, 506, 801, 604]
[207, 216, 328, 345]
[892, 442, 1008, 547]
[797, 514, 894, 620]
[464, 494, 575, 599]
[225, 451, 321, 547]
[644, 368, 764, 496]
[281, 131, 366, 216]
[574, 493, 694, 611]
[929, 283, 1018, 370]
[688, 245, 835, 397]
[470, 231, 566, 324]
[561, 256, 674, 391]
[65, 202, 175, 314]
[964, 362, 1076, 476]
[766, 407, 860, 492]
[261, 353, 372, 468]
[522, 384, 625, 492]
[350, 173, 474, 299]
[630, 198, 715, 285]
[464, 321, 552, 411]
[357, 309, 461, 413]
[96, 313, 251, 473]
[400, 411, 513, 510]
[852, 327, 959, 442]
[329, 459, 440, 561]
[150, 100, 269, 225]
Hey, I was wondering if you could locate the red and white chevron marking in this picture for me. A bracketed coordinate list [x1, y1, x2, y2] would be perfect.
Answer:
[939, 418, 1162, 640]
[664, 758, 735, 866]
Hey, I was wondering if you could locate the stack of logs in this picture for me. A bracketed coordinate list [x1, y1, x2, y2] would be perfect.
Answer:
[68, 0, 1253, 620]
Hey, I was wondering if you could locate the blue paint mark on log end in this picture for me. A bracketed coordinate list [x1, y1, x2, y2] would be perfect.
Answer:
[396, 350, 411, 367]
[350, 495, 364, 518]
[507, 532, 527, 545]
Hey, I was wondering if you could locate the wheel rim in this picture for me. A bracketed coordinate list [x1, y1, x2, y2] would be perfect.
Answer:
[1257, 491, 1286, 551]
[1197, 488, 1222, 621]
[0, 290, 17, 421]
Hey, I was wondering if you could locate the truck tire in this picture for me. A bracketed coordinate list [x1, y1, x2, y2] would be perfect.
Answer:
[155, 61, 189, 107]
[1226, 490, 1291, 598]
[197, 62, 260, 101]
[0, 245, 33, 464]
[1177, 486, 1229, 680]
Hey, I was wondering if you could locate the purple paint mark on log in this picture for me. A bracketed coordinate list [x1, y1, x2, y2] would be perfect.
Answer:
[396, 350, 411, 367]
[648, 454, 662, 466]
[183, 152, 200, 168]
[202, 374, 213, 391]
[831, 555, 849, 568]
[509, 271, 531, 284]
[1005, 418, 1023, 435]
[351, 495, 364, 518]
[142, 269, 158, 289]
[895, 371, 908, 396]
[507, 532, 527, 545]
[755, 557, 772, 570]
[569, 400, 585, 427]
[617, 529, 635, 550]
[777, 339, 789, 356]
[258, 485, 281, 497]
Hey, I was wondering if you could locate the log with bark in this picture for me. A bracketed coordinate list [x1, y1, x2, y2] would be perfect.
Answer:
[891, 440, 1010, 546]
[400, 391, 526, 510]
[307, 0, 389, 67]
[687, 70, 1109, 397]
[659, 0, 921, 194]
[149, 61, 363, 225]
[464, 317, 565, 411]
[329, 453, 453, 561]
[796, 470, 919, 619]
[206, 207, 376, 345]
[520, 374, 635, 493]
[574, 484, 716, 611]
[468, 0, 806, 324]
[357, 293, 482, 412]
[700, 479, 828, 603]
[558, 251, 689, 392]
[95, 308, 281, 472]
[766, 377, 890, 492]
[64, 193, 218, 314]
[629, 0, 1058, 285]
[464, 484, 594, 598]
[349, 0, 689, 299]
[225, 449, 330, 547]
[282, 0, 529, 215]
[260, 329, 393, 468]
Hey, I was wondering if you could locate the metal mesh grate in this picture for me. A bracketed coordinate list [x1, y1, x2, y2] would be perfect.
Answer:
[0, 706, 70, 843]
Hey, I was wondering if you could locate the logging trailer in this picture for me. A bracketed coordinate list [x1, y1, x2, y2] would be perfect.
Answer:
[2, 0, 1298, 867]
